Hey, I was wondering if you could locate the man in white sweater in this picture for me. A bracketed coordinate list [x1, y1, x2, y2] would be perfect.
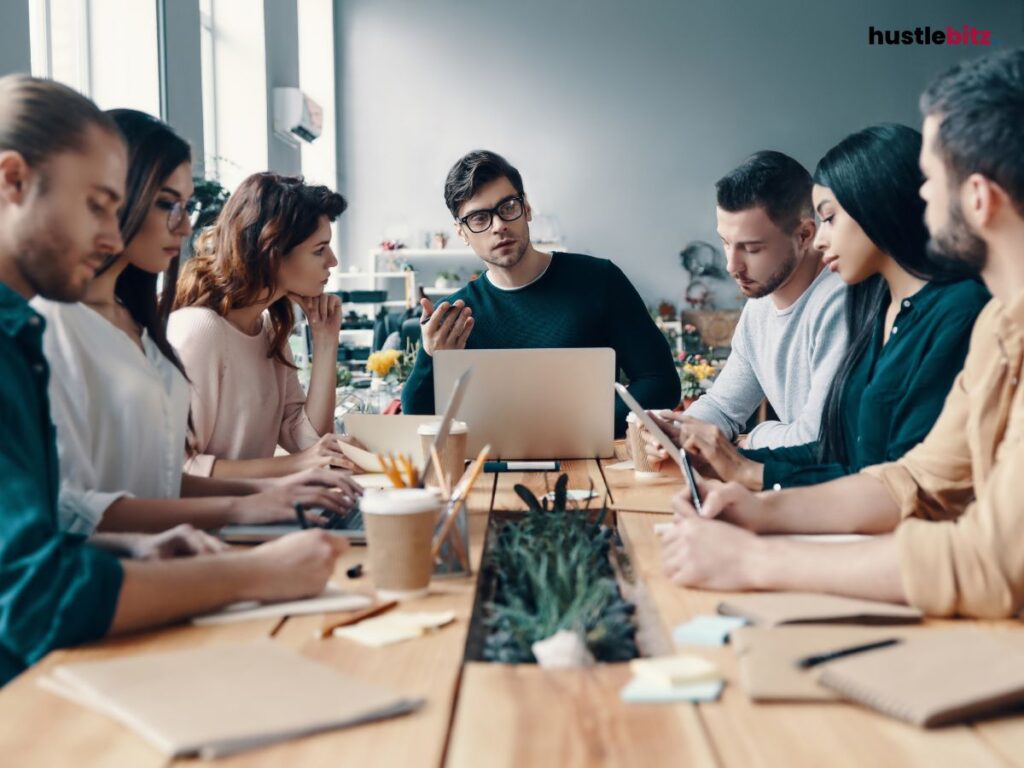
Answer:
[674, 151, 848, 450]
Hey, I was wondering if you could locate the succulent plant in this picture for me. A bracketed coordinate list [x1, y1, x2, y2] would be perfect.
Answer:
[481, 474, 638, 664]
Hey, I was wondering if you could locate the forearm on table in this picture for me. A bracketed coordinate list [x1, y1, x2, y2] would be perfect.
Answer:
[758, 473, 900, 534]
[208, 453, 298, 480]
[304, 339, 338, 435]
[180, 473, 260, 497]
[110, 552, 263, 634]
[749, 534, 907, 604]
[96, 496, 242, 533]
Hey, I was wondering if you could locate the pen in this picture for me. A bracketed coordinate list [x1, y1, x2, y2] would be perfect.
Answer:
[795, 638, 901, 669]
[294, 502, 309, 529]
[483, 461, 560, 472]
[680, 451, 703, 515]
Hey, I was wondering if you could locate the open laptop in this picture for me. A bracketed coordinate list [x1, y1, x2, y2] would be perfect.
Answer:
[433, 348, 615, 459]
[219, 369, 473, 544]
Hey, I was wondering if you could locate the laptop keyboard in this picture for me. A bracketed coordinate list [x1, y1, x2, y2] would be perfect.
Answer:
[319, 503, 363, 531]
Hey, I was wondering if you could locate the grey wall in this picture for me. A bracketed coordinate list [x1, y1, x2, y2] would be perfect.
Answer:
[265, 0, 302, 176]
[333, 0, 1024, 306]
[160, 0, 205, 177]
[0, 0, 31, 76]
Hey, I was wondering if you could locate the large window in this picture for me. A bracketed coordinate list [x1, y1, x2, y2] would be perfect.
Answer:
[29, 0, 161, 115]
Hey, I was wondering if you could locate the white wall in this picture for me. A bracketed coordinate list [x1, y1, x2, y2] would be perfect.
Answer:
[334, 0, 1024, 307]
[0, 0, 31, 75]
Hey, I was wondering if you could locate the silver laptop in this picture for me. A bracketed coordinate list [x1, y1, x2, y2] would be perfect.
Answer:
[433, 348, 615, 459]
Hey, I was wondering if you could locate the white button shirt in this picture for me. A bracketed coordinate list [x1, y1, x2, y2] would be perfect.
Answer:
[32, 300, 190, 535]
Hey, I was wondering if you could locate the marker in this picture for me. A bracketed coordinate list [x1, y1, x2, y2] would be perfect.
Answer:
[795, 638, 900, 669]
[483, 461, 561, 473]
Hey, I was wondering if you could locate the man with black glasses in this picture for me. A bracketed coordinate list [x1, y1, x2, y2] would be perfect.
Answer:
[400, 149, 680, 435]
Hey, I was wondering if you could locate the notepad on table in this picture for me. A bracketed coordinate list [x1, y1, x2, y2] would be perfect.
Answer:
[815, 630, 1024, 727]
[673, 615, 749, 646]
[37, 641, 422, 758]
[191, 583, 372, 626]
[717, 592, 922, 626]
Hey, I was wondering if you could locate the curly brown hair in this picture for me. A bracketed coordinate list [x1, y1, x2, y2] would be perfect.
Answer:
[174, 173, 347, 365]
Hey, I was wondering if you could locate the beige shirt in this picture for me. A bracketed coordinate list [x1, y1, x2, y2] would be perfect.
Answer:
[863, 292, 1023, 618]
[167, 307, 321, 476]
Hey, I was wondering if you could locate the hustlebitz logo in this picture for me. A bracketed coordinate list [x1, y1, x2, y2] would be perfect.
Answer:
[868, 25, 993, 46]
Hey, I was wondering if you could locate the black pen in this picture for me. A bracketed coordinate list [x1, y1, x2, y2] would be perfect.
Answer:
[294, 502, 309, 529]
[795, 638, 900, 669]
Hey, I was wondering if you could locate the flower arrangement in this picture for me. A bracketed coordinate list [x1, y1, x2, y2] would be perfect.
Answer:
[366, 340, 419, 383]
[678, 353, 716, 399]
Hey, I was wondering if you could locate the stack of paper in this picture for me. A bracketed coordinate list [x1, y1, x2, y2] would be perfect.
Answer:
[333, 610, 456, 647]
[620, 655, 724, 703]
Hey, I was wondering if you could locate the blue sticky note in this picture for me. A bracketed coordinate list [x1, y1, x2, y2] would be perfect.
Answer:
[672, 615, 748, 646]
[620, 678, 725, 703]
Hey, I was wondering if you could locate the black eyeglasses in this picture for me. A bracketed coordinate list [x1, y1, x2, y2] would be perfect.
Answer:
[160, 198, 200, 232]
[457, 196, 524, 234]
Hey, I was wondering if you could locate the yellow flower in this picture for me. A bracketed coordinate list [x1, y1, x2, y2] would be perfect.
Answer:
[366, 349, 402, 376]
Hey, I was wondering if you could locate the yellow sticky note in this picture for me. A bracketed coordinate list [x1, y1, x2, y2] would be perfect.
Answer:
[629, 655, 720, 689]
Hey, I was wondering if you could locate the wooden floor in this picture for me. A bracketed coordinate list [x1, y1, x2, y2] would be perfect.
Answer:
[1, 447, 1022, 767]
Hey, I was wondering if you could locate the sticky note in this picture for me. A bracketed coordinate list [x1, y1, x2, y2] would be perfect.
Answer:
[672, 615, 748, 646]
[629, 655, 720, 688]
[332, 610, 456, 647]
[620, 678, 724, 703]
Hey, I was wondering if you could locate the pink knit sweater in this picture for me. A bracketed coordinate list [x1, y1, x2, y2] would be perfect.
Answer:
[167, 307, 322, 476]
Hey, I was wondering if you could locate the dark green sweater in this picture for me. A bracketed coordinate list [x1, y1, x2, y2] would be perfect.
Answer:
[741, 279, 990, 488]
[401, 252, 680, 436]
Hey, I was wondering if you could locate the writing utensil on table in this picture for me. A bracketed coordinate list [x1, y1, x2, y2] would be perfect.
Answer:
[430, 445, 451, 497]
[317, 600, 398, 639]
[432, 443, 491, 567]
[294, 502, 308, 529]
[483, 461, 560, 473]
[795, 638, 901, 669]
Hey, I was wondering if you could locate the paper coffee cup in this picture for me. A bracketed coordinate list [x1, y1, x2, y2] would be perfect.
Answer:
[418, 420, 468, 490]
[361, 488, 441, 601]
[626, 413, 661, 479]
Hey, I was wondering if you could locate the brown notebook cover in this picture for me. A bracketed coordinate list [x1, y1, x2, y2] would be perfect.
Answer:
[732, 626, 910, 701]
[718, 593, 922, 626]
[38, 641, 422, 758]
[816, 630, 1024, 727]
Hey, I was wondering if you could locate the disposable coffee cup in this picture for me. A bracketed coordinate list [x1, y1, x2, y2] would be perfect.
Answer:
[627, 412, 662, 480]
[361, 488, 441, 601]
[418, 420, 468, 490]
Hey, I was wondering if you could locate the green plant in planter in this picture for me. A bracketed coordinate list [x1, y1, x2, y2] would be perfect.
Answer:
[482, 474, 638, 664]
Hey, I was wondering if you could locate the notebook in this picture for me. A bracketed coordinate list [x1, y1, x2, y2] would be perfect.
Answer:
[717, 593, 922, 626]
[731, 625, 911, 701]
[816, 630, 1024, 727]
[190, 583, 372, 626]
[38, 641, 422, 758]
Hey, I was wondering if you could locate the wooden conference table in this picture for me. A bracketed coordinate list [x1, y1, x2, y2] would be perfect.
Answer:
[1, 444, 1022, 767]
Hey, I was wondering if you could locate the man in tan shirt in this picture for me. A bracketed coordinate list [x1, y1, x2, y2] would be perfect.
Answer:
[659, 48, 1024, 619]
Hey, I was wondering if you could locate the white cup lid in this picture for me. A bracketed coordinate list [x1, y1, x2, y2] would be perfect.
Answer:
[360, 488, 442, 515]
[417, 420, 468, 436]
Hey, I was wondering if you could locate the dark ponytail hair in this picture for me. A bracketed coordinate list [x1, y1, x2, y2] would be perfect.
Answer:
[101, 109, 192, 378]
[814, 123, 968, 464]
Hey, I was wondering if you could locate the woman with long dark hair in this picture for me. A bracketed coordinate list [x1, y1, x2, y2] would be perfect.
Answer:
[33, 110, 357, 534]
[169, 172, 361, 479]
[648, 124, 989, 489]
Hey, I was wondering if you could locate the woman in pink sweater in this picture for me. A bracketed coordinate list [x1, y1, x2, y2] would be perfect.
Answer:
[169, 173, 358, 480]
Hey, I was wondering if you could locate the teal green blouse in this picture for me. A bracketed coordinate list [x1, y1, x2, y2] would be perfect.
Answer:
[741, 279, 991, 489]
[0, 282, 123, 686]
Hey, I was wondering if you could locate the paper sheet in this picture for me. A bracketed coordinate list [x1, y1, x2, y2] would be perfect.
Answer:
[191, 584, 372, 626]
[672, 615, 749, 646]
[336, 440, 385, 473]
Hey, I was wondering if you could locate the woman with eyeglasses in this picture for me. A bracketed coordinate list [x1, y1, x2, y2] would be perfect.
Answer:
[33, 110, 358, 536]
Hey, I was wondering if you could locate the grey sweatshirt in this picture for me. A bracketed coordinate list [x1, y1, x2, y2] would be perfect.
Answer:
[685, 267, 848, 450]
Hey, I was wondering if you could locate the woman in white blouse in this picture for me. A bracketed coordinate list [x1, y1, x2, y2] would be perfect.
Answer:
[33, 110, 359, 535]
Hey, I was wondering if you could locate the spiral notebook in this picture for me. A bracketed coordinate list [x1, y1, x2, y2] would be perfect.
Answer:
[815, 630, 1024, 727]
